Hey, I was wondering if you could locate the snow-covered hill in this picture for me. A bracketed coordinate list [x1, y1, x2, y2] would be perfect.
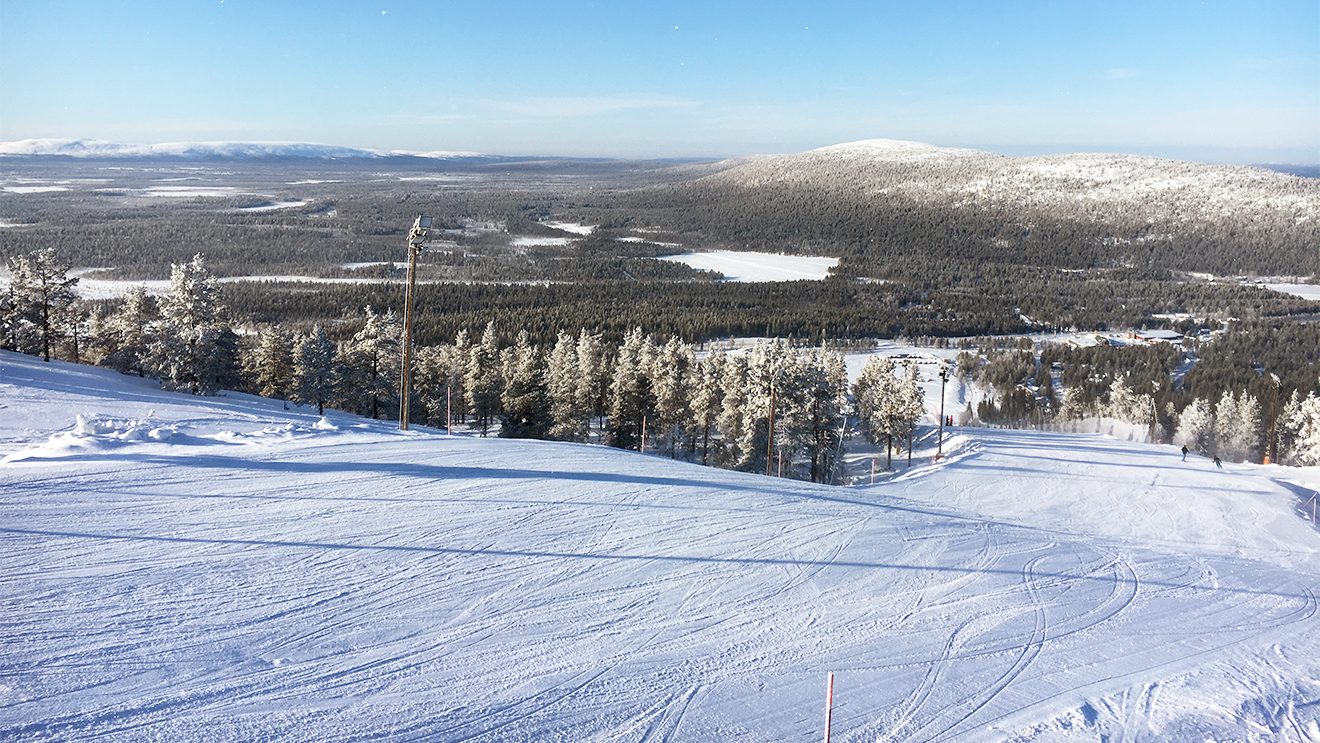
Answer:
[707, 139, 1320, 218]
[3, 350, 1318, 741]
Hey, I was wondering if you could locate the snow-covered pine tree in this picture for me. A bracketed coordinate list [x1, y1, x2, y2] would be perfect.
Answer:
[290, 325, 337, 415]
[1281, 391, 1320, 466]
[652, 336, 695, 457]
[691, 349, 726, 466]
[500, 330, 551, 439]
[1174, 397, 1216, 454]
[796, 346, 849, 482]
[734, 340, 796, 475]
[1105, 375, 1152, 426]
[247, 325, 294, 404]
[607, 328, 655, 450]
[465, 321, 503, 436]
[1213, 390, 1262, 462]
[450, 328, 472, 423]
[4, 248, 79, 361]
[148, 254, 237, 394]
[96, 286, 155, 376]
[854, 355, 901, 466]
[897, 361, 926, 462]
[547, 331, 588, 441]
[59, 302, 90, 365]
[1056, 385, 1090, 421]
[715, 351, 750, 468]
[341, 306, 401, 419]
[574, 330, 611, 441]
[1276, 390, 1304, 464]
[414, 341, 468, 428]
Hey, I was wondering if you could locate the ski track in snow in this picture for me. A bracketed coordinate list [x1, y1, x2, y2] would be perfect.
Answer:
[1, 350, 1319, 741]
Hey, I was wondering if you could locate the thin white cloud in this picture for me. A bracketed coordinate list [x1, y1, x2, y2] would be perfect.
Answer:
[490, 95, 698, 118]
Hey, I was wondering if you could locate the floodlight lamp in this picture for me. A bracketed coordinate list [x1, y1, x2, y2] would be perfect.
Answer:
[416, 215, 433, 230]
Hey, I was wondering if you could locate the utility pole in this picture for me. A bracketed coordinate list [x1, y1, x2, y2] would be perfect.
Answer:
[398, 215, 432, 430]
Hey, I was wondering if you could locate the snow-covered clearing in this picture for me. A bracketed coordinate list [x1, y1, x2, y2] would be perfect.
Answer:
[237, 199, 310, 212]
[544, 220, 595, 235]
[339, 261, 406, 270]
[1267, 283, 1320, 301]
[141, 186, 244, 198]
[659, 250, 839, 282]
[2, 186, 68, 194]
[512, 235, 574, 247]
[2, 351, 1318, 741]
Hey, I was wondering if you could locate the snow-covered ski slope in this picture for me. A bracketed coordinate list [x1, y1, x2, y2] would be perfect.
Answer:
[2, 350, 1318, 742]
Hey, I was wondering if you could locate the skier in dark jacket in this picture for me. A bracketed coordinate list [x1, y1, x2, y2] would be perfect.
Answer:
[1213, 455, 1222, 469]
[1181, 445, 1188, 462]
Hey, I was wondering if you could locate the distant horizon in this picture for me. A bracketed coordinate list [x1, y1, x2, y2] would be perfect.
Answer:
[2, 1, 1315, 165]
[1, 135, 1316, 167]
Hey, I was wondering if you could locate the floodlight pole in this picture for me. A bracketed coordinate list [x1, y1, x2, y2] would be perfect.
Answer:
[937, 367, 950, 458]
[399, 215, 431, 430]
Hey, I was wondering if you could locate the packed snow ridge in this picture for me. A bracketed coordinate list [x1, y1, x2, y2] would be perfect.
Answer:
[3, 350, 1319, 741]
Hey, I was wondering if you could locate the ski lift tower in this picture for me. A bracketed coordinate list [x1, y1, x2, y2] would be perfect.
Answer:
[398, 214, 432, 430]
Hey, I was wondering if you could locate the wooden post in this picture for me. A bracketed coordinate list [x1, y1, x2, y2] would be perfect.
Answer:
[446, 385, 452, 436]
[871, 457, 876, 485]
[823, 671, 835, 743]
[640, 415, 647, 454]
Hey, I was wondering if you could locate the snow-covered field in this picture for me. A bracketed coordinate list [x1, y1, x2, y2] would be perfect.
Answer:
[512, 236, 574, 247]
[2, 350, 1319, 741]
[660, 250, 839, 282]
[544, 221, 595, 235]
[2, 186, 68, 194]
[1267, 283, 1320, 301]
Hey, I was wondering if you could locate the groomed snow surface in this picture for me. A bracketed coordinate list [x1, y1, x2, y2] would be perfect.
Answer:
[2, 350, 1319, 741]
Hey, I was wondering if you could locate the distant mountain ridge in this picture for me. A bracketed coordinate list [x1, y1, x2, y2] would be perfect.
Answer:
[0, 138, 484, 160]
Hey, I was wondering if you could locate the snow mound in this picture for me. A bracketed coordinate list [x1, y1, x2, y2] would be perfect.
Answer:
[2, 414, 180, 462]
[1, 413, 344, 463]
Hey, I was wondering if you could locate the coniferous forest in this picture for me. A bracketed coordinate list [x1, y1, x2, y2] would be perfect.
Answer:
[3, 149, 1320, 474]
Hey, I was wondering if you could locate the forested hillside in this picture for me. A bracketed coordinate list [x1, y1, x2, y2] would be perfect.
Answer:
[603, 139, 1320, 277]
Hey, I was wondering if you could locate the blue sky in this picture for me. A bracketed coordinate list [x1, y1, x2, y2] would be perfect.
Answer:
[2, 0, 1317, 162]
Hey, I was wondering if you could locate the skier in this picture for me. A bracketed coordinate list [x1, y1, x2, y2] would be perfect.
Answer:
[1181, 445, 1188, 462]
[1213, 455, 1222, 470]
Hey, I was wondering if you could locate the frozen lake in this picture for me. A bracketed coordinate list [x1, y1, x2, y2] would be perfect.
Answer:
[659, 250, 838, 282]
